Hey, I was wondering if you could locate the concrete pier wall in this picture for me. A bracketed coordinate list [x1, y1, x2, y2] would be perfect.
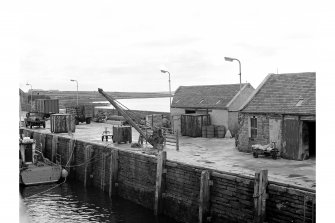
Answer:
[21, 129, 315, 223]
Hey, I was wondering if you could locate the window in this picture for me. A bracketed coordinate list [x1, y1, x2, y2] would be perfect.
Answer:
[296, 99, 304, 106]
[250, 116, 257, 139]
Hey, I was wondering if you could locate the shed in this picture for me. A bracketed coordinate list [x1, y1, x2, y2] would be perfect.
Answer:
[171, 83, 254, 137]
[237, 72, 316, 160]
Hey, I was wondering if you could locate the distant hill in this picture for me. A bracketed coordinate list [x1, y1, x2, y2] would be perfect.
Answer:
[29, 90, 174, 108]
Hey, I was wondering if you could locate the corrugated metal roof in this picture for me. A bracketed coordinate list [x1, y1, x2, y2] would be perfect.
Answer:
[171, 83, 248, 109]
[241, 72, 315, 115]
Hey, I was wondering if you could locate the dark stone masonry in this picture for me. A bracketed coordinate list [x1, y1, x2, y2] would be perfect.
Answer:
[21, 128, 315, 223]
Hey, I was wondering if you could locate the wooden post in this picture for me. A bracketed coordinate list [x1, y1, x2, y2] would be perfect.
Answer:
[109, 149, 119, 197]
[199, 170, 211, 223]
[40, 133, 46, 154]
[176, 130, 179, 151]
[253, 169, 268, 223]
[84, 145, 92, 187]
[154, 151, 167, 215]
[51, 135, 58, 163]
[67, 139, 74, 169]
[101, 153, 106, 191]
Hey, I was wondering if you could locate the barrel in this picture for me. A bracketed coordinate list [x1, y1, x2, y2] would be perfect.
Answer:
[206, 125, 215, 138]
[50, 114, 76, 133]
[202, 126, 207, 138]
[216, 126, 226, 138]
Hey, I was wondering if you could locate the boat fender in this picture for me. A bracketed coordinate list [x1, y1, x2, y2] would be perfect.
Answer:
[61, 169, 68, 178]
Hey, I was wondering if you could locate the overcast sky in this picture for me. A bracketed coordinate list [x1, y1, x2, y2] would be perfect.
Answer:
[18, 0, 327, 93]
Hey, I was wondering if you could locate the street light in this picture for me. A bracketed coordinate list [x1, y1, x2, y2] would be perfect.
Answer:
[160, 69, 172, 107]
[70, 79, 78, 105]
[26, 83, 33, 111]
[224, 57, 242, 91]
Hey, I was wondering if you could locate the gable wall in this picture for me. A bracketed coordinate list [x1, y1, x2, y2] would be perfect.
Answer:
[228, 85, 255, 111]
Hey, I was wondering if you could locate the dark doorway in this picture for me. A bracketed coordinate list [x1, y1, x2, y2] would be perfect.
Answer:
[302, 121, 316, 159]
[185, 110, 195, 114]
[307, 121, 316, 158]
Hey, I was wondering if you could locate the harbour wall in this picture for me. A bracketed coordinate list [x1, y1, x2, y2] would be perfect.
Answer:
[21, 128, 316, 223]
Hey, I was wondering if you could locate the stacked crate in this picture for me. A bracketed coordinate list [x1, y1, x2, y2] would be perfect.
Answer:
[65, 106, 78, 116]
[50, 114, 76, 133]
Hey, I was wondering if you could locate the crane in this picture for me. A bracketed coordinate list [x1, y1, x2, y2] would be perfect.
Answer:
[98, 88, 165, 149]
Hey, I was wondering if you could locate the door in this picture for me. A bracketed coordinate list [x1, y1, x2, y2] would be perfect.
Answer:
[269, 119, 282, 151]
[283, 119, 300, 160]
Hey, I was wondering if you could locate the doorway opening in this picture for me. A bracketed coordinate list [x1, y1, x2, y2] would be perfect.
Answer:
[302, 121, 316, 159]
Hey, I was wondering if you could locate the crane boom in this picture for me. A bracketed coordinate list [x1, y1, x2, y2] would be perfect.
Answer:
[98, 88, 149, 141]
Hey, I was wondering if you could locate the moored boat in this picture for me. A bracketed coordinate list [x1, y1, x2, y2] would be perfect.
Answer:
[19, 137, 62, 186]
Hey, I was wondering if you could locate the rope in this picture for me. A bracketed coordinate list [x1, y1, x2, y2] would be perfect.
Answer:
[65, 138, 76, 168]
[62, 143, 114, 168]
[24, 177, 67, 199]
[23, 140, 114, 200]
[23, 138, 77, 200]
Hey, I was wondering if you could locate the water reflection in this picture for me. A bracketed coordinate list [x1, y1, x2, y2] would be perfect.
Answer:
[20, 181, 175, 223]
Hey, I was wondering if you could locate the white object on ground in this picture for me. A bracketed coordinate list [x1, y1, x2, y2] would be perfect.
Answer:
[225, 130, 232, 138]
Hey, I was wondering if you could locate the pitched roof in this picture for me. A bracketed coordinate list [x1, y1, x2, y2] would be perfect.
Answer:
[171, 83, 249, 109]
[240, 72, 315, 115]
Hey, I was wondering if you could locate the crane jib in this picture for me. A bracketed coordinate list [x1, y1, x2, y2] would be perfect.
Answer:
[97, 88, 164, 149]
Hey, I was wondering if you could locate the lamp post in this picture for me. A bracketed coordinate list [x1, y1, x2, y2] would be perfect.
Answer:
[26, 83, 33, 111]
[224, 57, 241, 91]
[70, 79, 78, 105]
[160, 69, 172, 107]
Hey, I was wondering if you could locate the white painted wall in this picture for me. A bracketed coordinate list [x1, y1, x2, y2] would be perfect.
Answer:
[171, 107, 229, 133]
[209, 109, 228, 127]
[171, 108, 185, 133]
[269, 118, 282, 151]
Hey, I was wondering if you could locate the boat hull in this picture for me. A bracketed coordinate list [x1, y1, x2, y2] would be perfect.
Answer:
[20, 164, 62, 186]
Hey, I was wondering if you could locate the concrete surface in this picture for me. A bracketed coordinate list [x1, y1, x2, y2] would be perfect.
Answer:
[21, 121, 316, 189]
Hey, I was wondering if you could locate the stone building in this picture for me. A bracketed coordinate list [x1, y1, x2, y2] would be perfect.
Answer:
[236, 72, 316, 160]
[171, 83, 254, 136]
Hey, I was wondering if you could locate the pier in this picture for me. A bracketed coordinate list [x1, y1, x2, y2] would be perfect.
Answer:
[20, 123, 316, 223]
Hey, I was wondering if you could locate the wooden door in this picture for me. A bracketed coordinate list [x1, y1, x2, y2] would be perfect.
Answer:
[283, 119, 300, 159]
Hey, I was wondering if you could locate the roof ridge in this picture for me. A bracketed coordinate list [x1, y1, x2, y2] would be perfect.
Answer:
[179, 83, 248, 88]
[238, 73, 274, 111]
[270, 72, 316, 76]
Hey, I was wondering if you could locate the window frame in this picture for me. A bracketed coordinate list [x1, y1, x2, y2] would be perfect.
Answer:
[249, 116, 257, 139]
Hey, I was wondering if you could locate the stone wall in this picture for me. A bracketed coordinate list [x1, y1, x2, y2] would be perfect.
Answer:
[237, 113, 270, 152]
[21, 129, 316, 223]
[267, 184, 315, 223]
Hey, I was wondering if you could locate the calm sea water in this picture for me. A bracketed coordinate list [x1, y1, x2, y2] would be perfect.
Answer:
[20, 180, 176, 223]
[94, 98, 171, 113]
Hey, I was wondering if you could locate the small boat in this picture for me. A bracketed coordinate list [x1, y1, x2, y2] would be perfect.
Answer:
[19, 137, 62, 186]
